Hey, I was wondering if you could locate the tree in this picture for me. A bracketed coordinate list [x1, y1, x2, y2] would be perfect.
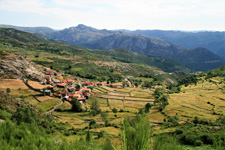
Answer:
[112, 108, 118, 114]
[134, 82, 138, 87]
[153, 88, 163, 99]
[70, 98, 82, 112]
[100, 112, 108, 122]
[193, 116, 199, 124]
[89, 98, 101, 116]
[158, 95, 169, 111]
[112, 108, 118, 117]
[86, 130, 92, 142]
[6, 88, 11, 93]
[11, 105, 39, 125]
[144, 103, 152, 113]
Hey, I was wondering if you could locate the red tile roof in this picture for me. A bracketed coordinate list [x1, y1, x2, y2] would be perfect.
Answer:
[69, 94, 74, 97]
[53, 93, 61, 97]
[60, 91, 66, 94]
[85, 93, 90, 97]
[45, 68, 51, 71]
[76, 91, 83, 95]
[45, 75, 51, 79]
[57, 83, 67, 87]
[67, 79, 74, 82]
[77, 97, 86, 101]
[73, 94, 81, 98]
[47, 86, 53, 89]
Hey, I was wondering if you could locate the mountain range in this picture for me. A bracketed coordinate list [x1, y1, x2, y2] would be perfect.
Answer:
[122, 29, 225, 59]
[1, 24, 225, 71]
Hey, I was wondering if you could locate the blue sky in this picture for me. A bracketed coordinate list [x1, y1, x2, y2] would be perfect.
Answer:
[0, 0, 224, 31]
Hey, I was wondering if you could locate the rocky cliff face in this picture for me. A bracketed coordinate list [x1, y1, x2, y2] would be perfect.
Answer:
[0, 51, 44, 81]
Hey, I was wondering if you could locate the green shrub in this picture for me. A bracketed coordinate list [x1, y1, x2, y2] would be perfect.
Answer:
[121, 114, 151, 150]
[89, 119, 96, 127]
[97, 130, 105, 138]
[70, 98, 83, 112]
[102, 138, 115, 150]
[174, 129, 183, 135]
[0, 109, 11, 120]
[195, 140, 203, 146]
[11, 105, 39, 125]
[6, 88, 11, 93]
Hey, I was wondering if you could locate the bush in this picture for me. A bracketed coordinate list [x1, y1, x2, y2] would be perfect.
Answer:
[119, 109, 124, 112]
[174, 129, 183, 135]
[70, 98, 82, 112]
[102, 138, 114, 150]
[112, 108, 118, 114]
[193, 116, 199, 124]
[89, 98, 101, 116]
[200, 134, 213, 145]
[6, 88, 11, 93]
[122, 114, 151, 150]
[0, 109, 11, 120]
[11, 105, 40, 125]
[97, 130, 105, 138]
[89, 119, 96, 127]
[195, 140, 203, 146]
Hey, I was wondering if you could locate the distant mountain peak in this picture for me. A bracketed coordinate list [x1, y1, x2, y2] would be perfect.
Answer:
[74, 24, 96, 31]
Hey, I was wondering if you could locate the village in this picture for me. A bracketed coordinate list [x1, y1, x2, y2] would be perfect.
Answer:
[41, 68, 132, 104]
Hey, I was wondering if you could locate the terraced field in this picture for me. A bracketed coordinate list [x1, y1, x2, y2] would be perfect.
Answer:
[165, 77, 225, 122]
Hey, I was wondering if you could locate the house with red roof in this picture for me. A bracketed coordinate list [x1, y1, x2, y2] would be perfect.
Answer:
[60, 91, 67, 96]
[67, 79, 74, 85]
[82, 88, 91, 93]
[76, 91, 83, 95]
[53, 93, 61, 98]
[57, 83, 67, 88]
[126, 81, 131, 87]
[45, 75, 51, 80]
[111, 83, 122, 88]
[77, 97, 86, 102]
[69, 93, 81, 98]
[100, 82, 107, 86]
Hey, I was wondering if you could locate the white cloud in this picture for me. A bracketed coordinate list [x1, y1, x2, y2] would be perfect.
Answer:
[0, 0, 224, 30]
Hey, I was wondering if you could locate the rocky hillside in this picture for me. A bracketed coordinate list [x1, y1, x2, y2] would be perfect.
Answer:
[0, 50, 44, 81]
[49, 25, 225, 71]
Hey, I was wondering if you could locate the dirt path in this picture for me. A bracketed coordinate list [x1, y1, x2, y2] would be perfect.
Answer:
[45, 101, 64, 115]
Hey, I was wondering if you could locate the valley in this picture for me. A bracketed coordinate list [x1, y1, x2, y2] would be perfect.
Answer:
[0, 27, 225, 150]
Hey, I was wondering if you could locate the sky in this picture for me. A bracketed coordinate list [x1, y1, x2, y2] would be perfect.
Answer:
[0, 0, 225, 31]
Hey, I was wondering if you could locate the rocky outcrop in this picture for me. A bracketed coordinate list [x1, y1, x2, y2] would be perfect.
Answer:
[0, 51, 44, 81]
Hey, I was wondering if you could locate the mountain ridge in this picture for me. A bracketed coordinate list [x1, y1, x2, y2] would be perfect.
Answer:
[122, 29, 225, 58]
[1, 24, 225, 71]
